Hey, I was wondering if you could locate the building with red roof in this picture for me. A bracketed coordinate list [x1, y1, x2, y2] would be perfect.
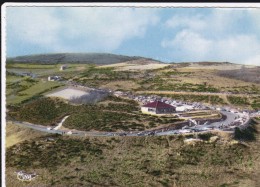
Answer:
[141, 101, 176, 114]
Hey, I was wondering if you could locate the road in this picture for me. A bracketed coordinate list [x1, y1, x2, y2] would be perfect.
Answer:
[8, 109, 251, 137]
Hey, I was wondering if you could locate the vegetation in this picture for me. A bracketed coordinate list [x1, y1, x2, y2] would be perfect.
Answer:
[138, 78, 220, 93]
[6, 128, 260, 187]
[7, 53, 139, 64]
[5, 60, 260, 187]
[6, 81, 63, 105]
[234, 120, 258, 141]
[8, 97, 182, 131]
[227, 96, 250, 106]
[251, 96, 260, 110]
[8, 98, 73, 126]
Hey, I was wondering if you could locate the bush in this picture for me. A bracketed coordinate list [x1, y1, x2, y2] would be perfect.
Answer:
[234, 125, 256, 141]
[227, 96, 249, 105]
[198, 133, 213, 141]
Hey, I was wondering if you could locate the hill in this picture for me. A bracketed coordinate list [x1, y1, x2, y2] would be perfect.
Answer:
[7, 53, 144, 65]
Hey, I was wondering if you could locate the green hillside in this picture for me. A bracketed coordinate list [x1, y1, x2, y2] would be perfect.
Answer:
[7, 53, 143, 65]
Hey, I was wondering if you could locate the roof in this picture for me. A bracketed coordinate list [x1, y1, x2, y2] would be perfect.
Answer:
[142, 101, 175, 109]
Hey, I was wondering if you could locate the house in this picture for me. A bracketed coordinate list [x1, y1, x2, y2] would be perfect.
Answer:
[141, 101, 176, 115]
[48, 76, 61, 81]
[60, 65, 67, 71]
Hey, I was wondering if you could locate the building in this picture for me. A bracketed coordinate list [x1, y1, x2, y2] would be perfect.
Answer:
[48, 76, 61, 81]
[141, 101, 176, 115]
[60, 65, 67, 71]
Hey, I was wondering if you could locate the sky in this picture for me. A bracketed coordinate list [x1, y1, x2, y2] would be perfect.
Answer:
[5, 6, 260, 65]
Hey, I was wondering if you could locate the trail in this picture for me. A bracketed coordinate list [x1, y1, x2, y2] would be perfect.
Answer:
[53, 116, 69, 130]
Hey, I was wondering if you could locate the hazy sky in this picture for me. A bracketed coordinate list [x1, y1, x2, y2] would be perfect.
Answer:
[5, 6, 260, 65]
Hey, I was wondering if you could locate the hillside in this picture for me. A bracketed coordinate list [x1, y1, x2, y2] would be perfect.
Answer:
[5, 119, 260, 187]
[218, 66, 260, 84]
[7, 53, 143, 65]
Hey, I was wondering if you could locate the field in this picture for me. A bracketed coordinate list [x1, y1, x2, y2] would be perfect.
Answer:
[6, 77, 63, 105]
[5, 118, 260, 187]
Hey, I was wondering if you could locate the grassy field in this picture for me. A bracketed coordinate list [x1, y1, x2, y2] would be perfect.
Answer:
[6, 81, 63, 105]
[5, 119, 260, 187]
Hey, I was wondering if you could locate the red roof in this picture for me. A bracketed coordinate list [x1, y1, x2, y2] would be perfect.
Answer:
[142, 101, 175, 109]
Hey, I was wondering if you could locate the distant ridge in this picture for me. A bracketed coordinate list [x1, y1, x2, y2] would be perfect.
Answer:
[7, 53, 146, 65]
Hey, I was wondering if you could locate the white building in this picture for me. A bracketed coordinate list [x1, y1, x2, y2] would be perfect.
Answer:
[60, 65, 67, 71]
[48, 76, 61, 81]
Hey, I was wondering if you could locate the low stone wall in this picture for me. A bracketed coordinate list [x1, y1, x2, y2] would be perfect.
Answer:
[193, 113, 227, 125]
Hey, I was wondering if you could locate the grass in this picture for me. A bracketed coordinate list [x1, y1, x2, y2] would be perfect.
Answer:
[6, 63, 58, 69]
[6, 75, 26, 83]
[227, 96, 250, 106]
[6, 81, 63, 105]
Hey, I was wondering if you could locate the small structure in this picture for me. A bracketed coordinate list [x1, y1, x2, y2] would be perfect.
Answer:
[48, 76, 61, 81]
[60, 65, 68, 71]
[114, 91, 124, 97]
[141, 101, 176, 115]
[176, 105, 194, 112]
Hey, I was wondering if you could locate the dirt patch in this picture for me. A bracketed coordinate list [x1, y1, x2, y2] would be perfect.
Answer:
[117, 64, 169, 71]
[46, 87, 89, 100]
